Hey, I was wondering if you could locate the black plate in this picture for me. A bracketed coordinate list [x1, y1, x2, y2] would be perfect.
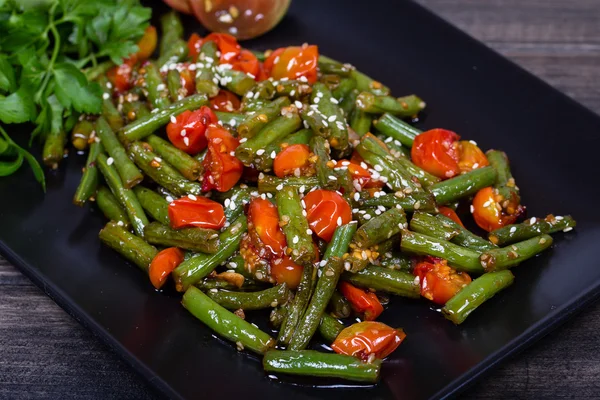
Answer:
[1, 0, 600, 399]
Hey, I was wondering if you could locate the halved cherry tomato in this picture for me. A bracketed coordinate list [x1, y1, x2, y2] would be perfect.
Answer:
[210, 89, 241, 112]
[303, 189, 352, 242]
[135, 26, 157, 62]
[414, 258, 471, 305]
[166, 106, 217, 154]
[187, 33, 203, 61]
[248, 198, 286, 256]
[271, 255, 303, 289]
[411, 129, 461, 179]
[335, 159, 383, 190]
[472, 187, 519, 231]
[204, 32, 241, 63]
[168, 195, 226, 230]
[230, 49, 260, 78]
[339, 281, 383, 321]
[456, 140, 489, 173]
[179, 66, 196, 96]
[438, 206, 465, 228]
[273, 144, 312, 178]
[106, 61, 134, 93]
[331, 321, 406, 361]
[202, 125, 244, 192]
[149, 247, 184, 289]
[263, 45, 319, 83]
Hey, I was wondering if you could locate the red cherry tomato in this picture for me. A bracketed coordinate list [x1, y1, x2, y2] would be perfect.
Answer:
[168, 195, 226, 230]
[413, 258, 471, 305]
[248, 198, 286, 256]
[273, 144, 312, 178]
[335, 159, 383, 190]
[166, 106, 218, 155]
[178, 66, 196, 96]
[209, 89, 241, 112]
[202, 125, 244, 192]
[135, 26, 157, 61]
[271, 255, 303, 289]
[472, 187, 519, 232]
[339, 281, 384, 321]
[457, 140, 489, 173]
[204, 32, 241, 63]
[263, 45, 319, 83]
[187, 33, 203, 61]
[438, 206, 465, 228]
[149, 247, 184, 289]
[303, 189, 352, 242]
[331, 321, 406, 361]
[230, 49, 260, 78]
[106, 61, 134, 93]
[411, 129, 461, 179]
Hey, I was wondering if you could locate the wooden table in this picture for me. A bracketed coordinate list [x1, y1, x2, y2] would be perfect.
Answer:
[1, 1, 599, 398]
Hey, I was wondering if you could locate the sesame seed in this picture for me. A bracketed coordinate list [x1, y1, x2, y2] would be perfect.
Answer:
[353, 192, 360, 201]
[294, 100, 303, 109]
[210, 288, 218, 293]
[302, 210, 307, 217]
[188, 194, 197, 201]
[117, 220, 124, 226]
[328, 175, 337, 181]
[170, 116, 177, 123]
[328, 115, 337, 122]
[181, 129, 187, 137]
[330, 97, 339, 104]
[256, 272, 263, 280]
[183, 137, 190, 146]
[276, 184, 284, 191]
[510, 226, 517, 233]
[360, 162, 368, 170]
[319, 260, 327, 267]
[482, 200, 492, 208]
[530, 217, 537, 224]
[314, 97, 320, 104]
[236, 341, 244, 351]
[337, 216, 342, 226]
[102, 92, 110, 100]
[414, 201, 421, 210]
[306, 228, 313, 235]
[256, 149, 265, 156]
[344, 262, 351, 271]
[470, 205, 475, 213]
[469, 140, 478, 145]
[266, 193, 273, 199]
[166, 196, 174, 202]
[270, 151, 277, 159]
[239, 137, 248, 143]
[224, 199, 231, 207]
[292, 236, 299, 244]
[260, 193, 266, 200]
[364, 214, 371, 220]
[374, 165, 383, 172]
[539, 238, 547, 244]
[325, 268, 334, 277]
[106, 157, 114, 166]
[154, 157, 162, 163]
[563, 227, 573, 232]
[258, 172, 265, 180]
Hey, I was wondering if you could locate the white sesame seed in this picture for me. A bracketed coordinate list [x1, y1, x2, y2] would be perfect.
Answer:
[256, 149, 265, 156]
[276, 184, 284, 191]
[328, 175, 337, 181]
[156, 84, 165, 91]
[469, 140, 478, 145]
[224, 199, 231, 207]
[319, 260, 327, 267]
[180, 129, 187, 137]
[360, 162, 368, 170]
[170, 115, 177, 123]
[166, 196, 174, 202]
[353, 192, 360, 201]
[364, 214, 371, 220]
[266, 193, 273, 199]
[154, 157, 162, 163]
[270, 151, 277, 159]
[183, 137, 189, 146]
[102, 92, 110, 100]
[337, 216, 342, 226]
[555, 216, 564, 220]
[258, 172, 265, 180]
[510, 226, 517, 233]
[330, 97, 339, 104]
[563, 227, 573, 232]
[374, 165, 383, 172]
[117, 220, 124, 226]
[229, 201, 236, 210]
[327, 115, 337, 122]
[470, 205, 475, 213]
[294, 100, 303, 109]
[302, 210, 307, 217]
[530, 217, 537, 224]
[482, 200, 492, 208]
[106, 157, 114, 166]
[188, 194, 197, 201]
[239, 137, 248, 143]
[292, 236, 299, 244]
[314, 97, 320, 104]
[306, 229, 313, 235]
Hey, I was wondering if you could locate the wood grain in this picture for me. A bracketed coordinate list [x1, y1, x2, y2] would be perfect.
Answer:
[1, 0, 599, 398]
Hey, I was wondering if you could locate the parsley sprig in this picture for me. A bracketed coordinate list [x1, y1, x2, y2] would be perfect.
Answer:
[0, 0, 151, 190]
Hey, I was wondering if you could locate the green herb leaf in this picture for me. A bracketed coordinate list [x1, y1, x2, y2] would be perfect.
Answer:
[0, 86, 36, 123]
[0, 55, 17, 93]
[53, 62, 102, 114]
[0, 151, 24, 176]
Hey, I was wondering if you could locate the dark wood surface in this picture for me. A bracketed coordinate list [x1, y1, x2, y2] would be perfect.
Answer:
[2, 1, 599, 398]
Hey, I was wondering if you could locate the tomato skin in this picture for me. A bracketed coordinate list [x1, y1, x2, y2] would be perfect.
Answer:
[135, 26, 157, 61]
[457, 140, 489, 173]
[149, 247, 184, 289]
[248, 198, 287, 256]
[413, 258, 471, 305]
[178, 66, 196, 96]
[209, 90, 241, 112]
[472, 186, 518, 232]
[187, 33, 203, 61]
[166, 106, 218, 155]
[230, 49, 260, 78]
[202, 125, 244, 192]
[335, 159, 383, 190]
[332, 321, 406, 361]
[303, 189, 352, 242]
[263, 45, 319, 83]
[339, 281, 384, 321]
[438, 206, 465, 228]
[271, 255, 303, 289]
[106, 61, 134, 93]
[168, 195, 226, 230]
[273, 144, 312, 178]
[411, 129, 461, 179]
[204, 32, 241, 63]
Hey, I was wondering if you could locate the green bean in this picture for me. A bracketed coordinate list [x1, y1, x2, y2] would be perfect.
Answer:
[486, 150, 521, 208]
[235, 114, 302, 166]
[238, 97, 291, 139]
[182, 286, 275, 354]
[350, 109, 373, 136]
[214, 111, 246, 128]
[96, 76, 124, 131]
[442, 270, 514, 324]
[332, 78, 357, 102]
[318, 59, 353, 76]
[144, 221, 219, 253]
[373, 113, 421, 147]
[128, 141, 203, 197]
[207, 284, 290, 310]
[353, 207, 407, 248]
[97, 153, 149, 237]
[255, 128, 313, 171]
[122, 101, 151, 122]
[195, 41, 220, 97]
[480, 235, 553, 272]
[435, 214, 497, 251]
[276, 186, 315, 265]
[400, 231, 484, 274]
[356, 92, 425, 117]
[119, 94, 208, 143]
[132, 186, 170, 225]
[339, 89, 358, 116]
[324, 223, 359, 259]
[96, 186, 130, 227]
[273, 79, 312, 100]
[253, 79, 276, 99]
[342, 265, 420, 298]
[489, 215, 576, 246]
[350, 70, 390, 97]
[394, 155, 440, 188]
[328, 290, 352, 319]
[410, 212, 460, 241]
[270, 306, 287, 329]
[73, 140, 102, 206]
[319, 314, 345, 343]
[277, 263, 315, 347]
[71, 119, 95, 151]
[42, 127, 66, 168]
[218, 67, 257, 96]
[378, 134, 411, 158]
[146, 134, 202, 181]
[212, 185, 253, 222]
[157, 12, 187, 67]
[173, 215, 247, 292]
[379, 252, 413, 271]
[257, 175, 319, 194]
[263, 350, 381, 383]
[167, 69, 183, 101]
[430, 166, 497, 205]
[359, 192, 438, 213]
[144, 62, 171, 109]
[309, 82, 349, 153]
[310, 135, 337, 190]
[99, 221, 157, 272]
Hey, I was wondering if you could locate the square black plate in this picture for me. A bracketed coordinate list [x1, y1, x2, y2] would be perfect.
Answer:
[1, 0, 599, 399]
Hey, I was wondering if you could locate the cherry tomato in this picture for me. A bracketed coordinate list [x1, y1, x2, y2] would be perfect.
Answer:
[271, 255, 303, 289]
[303, 189, 352, 242]
[168, 195, 226, 230]
[187, 33, 203, 61]
[339, 281, 384, 321]
[179, 66, 196, 96]
[164, 0, 193, 15]
[202, 125, 244, 192]
[135, 26, 157, 61]
[210, 89, 241, 112]
[457, 140, 489, 173]
[230, 49, 260, 78]
[438, 206, 465, 228]
[263, 45, 319, 83]
[248, 198, 286, 256]
[166, 106, 218, 154]
[413, 258, 471, 305]
[411, 129, 461, 179]
[273, 144, 312, 178]
[472, 186, 519, 232]
[331, 321, 406, 361]
[106, 61, 134, 93]
[204, 32, 241, 63]
[335, 159, 383, 190]
[149, 247, 184, 289]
